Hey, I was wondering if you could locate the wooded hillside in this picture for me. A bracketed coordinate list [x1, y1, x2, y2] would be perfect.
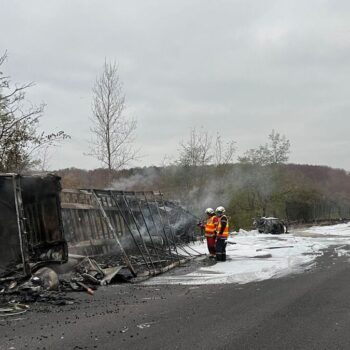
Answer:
[56, 163, 350, 230]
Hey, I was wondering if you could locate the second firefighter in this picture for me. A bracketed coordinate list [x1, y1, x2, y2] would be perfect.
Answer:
[215, 206, 229, 261]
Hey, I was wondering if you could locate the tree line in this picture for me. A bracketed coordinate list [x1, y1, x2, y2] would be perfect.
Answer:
[57, 162, 350, 230]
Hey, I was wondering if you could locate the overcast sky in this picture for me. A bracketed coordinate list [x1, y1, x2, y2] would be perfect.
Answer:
[1, 0, 350, 170]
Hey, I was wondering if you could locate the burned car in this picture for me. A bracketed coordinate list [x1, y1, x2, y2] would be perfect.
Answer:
[253, 217, 287, 235]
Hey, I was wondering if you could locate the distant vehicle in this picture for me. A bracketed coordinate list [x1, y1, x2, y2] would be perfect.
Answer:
[253, 217, 287, 235]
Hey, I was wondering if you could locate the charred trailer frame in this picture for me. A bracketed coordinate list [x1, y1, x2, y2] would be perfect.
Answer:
[0, 174, 68, 279]
[61, 189, 202, 277]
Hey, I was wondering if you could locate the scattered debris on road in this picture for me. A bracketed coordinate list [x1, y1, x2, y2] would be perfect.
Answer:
[0, 302, 29, 317]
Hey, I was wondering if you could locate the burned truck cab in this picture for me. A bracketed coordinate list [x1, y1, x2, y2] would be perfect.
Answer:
[0, 174, 68, 279]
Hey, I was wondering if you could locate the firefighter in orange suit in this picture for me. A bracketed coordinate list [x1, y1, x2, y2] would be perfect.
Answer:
[215, 206, 229, 261]
[203, 208, 218, 258]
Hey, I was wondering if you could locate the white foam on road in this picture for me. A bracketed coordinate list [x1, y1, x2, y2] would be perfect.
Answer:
[145, 223, 350, 285]
[299, 222, 350, 236]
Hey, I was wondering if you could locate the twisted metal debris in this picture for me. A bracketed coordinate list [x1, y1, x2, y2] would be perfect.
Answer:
[61, 189, 202, 278]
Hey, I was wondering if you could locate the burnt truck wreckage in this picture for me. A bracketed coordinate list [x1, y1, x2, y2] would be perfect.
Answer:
[0, 174, 201, 306]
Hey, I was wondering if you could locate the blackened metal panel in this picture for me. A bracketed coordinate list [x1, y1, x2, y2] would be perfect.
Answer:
[0, 175, 28, 277]
[21, 174, 68, 264]
[0, 174, 67, 277]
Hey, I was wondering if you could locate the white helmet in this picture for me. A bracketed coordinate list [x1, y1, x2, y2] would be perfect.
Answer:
[205, 208, 215, 215]
[215, 206, 226, 215]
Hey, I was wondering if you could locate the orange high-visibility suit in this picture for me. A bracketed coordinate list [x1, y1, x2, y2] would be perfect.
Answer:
[216, 215, 229, 261]
[205, 215, 218, 256]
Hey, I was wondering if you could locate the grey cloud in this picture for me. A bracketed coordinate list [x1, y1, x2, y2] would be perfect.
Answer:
[1, 0, 350, 169]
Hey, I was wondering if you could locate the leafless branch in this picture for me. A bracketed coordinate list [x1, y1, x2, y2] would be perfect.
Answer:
[178, 127, 213, 166]
[87, 59, 139, 171]
[215, 133, 236, 165]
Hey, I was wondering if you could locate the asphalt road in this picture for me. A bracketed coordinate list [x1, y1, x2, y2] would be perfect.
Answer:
[1, 249, 350, 350]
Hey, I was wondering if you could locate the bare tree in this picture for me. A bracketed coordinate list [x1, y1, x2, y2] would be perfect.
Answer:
[0, 51, 69, 172]
[214, 133, 236, 165]
[88, 60, 138, 172]
[177, 128, 236, 167]
[177, 127, 212, 166]
[239, 129, 290, 166]
[268, 129, 290, 164]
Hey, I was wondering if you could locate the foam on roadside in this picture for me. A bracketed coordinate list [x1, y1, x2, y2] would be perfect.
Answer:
[145, 223, 350, 285]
